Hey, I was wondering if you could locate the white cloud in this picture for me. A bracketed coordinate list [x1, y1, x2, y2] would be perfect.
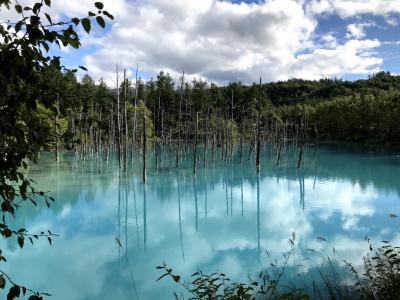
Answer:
[383, 41, 400, 45]
[385, 17, 399, 26]
[346, 24, 366, 39]
[321, 33, 338, 48]
[283, 39, 382, 80]
[79, 0, 383, 84]
[308, 0, 400, 18]
[346, 22, 376, 40]
[0, 0, 387, 83]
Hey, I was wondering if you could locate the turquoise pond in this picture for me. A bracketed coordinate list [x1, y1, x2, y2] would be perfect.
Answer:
[3, 143, 400, 299]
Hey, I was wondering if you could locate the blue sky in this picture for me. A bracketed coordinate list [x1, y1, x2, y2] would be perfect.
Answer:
[314, 12, 400, 78]
[4, 0, 400, 84]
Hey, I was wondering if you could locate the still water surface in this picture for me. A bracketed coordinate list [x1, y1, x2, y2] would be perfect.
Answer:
[3, 144, 400, 299]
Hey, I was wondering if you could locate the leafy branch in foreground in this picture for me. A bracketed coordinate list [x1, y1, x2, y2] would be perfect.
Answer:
[0, 269, 51, 300]
[157, 233, 400, 299]
[355, 238, 400, 299]
[155, 234, 300, 300]
[156, 263, 258, 300]
[0, 0, 113, 298]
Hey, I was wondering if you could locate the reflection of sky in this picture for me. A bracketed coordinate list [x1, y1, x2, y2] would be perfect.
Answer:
[2, 144, 400, 299]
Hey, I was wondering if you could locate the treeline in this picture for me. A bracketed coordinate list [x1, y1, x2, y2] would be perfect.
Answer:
[32, 68, 400, 160]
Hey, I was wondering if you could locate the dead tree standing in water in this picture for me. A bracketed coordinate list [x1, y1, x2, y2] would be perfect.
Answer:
[256, 77, 262, 173]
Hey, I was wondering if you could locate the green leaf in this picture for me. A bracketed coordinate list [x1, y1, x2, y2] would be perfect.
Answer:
[81, 18, 91, 33]
[172, 275, 180, 283]
[7, 285, 20, 300]
[156, 273, 169, 282]
[94, 2, 104, 10]
[71, 17, 80, 26]
[45, 13, 52, 24]
[79, 66, 88, 71]
[0, 275, 5, 289]
[1, 201, 14, 215]
[42, 42, 49, 52]
[17, 236, 24, 249]
[68, 38, 80, 49]
[44, 0, 51, 6]
[15, 5, 22, 13]
[2, 228, 12, 238]
[96, 16, 105, 28]
[103, 11, 114, 20]
[33, 3, 42, 14]
[15, 21, 23, 32]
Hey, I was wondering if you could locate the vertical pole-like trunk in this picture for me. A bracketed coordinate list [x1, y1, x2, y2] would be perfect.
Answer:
[314, 123, 318, 159]
[123, 69, 128, 171]
[211, 132, 215, 165]
[133, 64, 139, 155]
[224, 119, 228, 162]
[142, 86, 148, 183]
[256, 112, 261, 173]
[116, 65, 121, 168]
[239, 135, 243, 164]
[203, 108, 209, 168]
[143, 113, 147, 183]
[193, 112, 198, 174]
[55, 93, 60, 161]
[297, 133, 304, 169]
[256, 77, 262, 173]
[230, 89, 234, 160]
[177, 71, 184, 168]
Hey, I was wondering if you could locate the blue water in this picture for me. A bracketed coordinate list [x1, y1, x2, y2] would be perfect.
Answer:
[2, 144, 400, 299]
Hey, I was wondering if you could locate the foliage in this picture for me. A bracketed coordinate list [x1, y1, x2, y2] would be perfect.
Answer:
[128, 101, 154, 139]
[156, 264, 259, 300]
[20, 69, 400, 153]
[0, 0, 112, 298]
[354, 239, 400, 299]
[158, 234, 400, 300]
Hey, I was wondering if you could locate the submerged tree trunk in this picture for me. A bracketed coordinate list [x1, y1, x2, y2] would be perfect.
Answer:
[143, 113, 147, 183]
[54, 93, 60, 161]
[193, 112, 198, 174]
[256, 111, 261, 173]
[123, 69, 128, 171]
[116, 65, 122, 169]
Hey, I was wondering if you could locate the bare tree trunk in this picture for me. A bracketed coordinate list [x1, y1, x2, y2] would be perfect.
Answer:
[256, 77, 262, 173]
[314, 123, 318, 159]
[116, 65, 121, 168]
[55, 93, 60, 161]
[256, 111, 261, 173]
[230, 89, 234, 160]
[203, 108, 209, 168]
[211, 132, 215, 164]
[133, 64, 139, 156]
[177, 71, 184, 168]
[193, 112, 198, 174]
[123, 69, 128, 171]
[143, 112, 147, 182]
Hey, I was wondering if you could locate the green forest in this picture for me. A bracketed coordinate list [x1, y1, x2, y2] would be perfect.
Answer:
[22, 68, 400, 160]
